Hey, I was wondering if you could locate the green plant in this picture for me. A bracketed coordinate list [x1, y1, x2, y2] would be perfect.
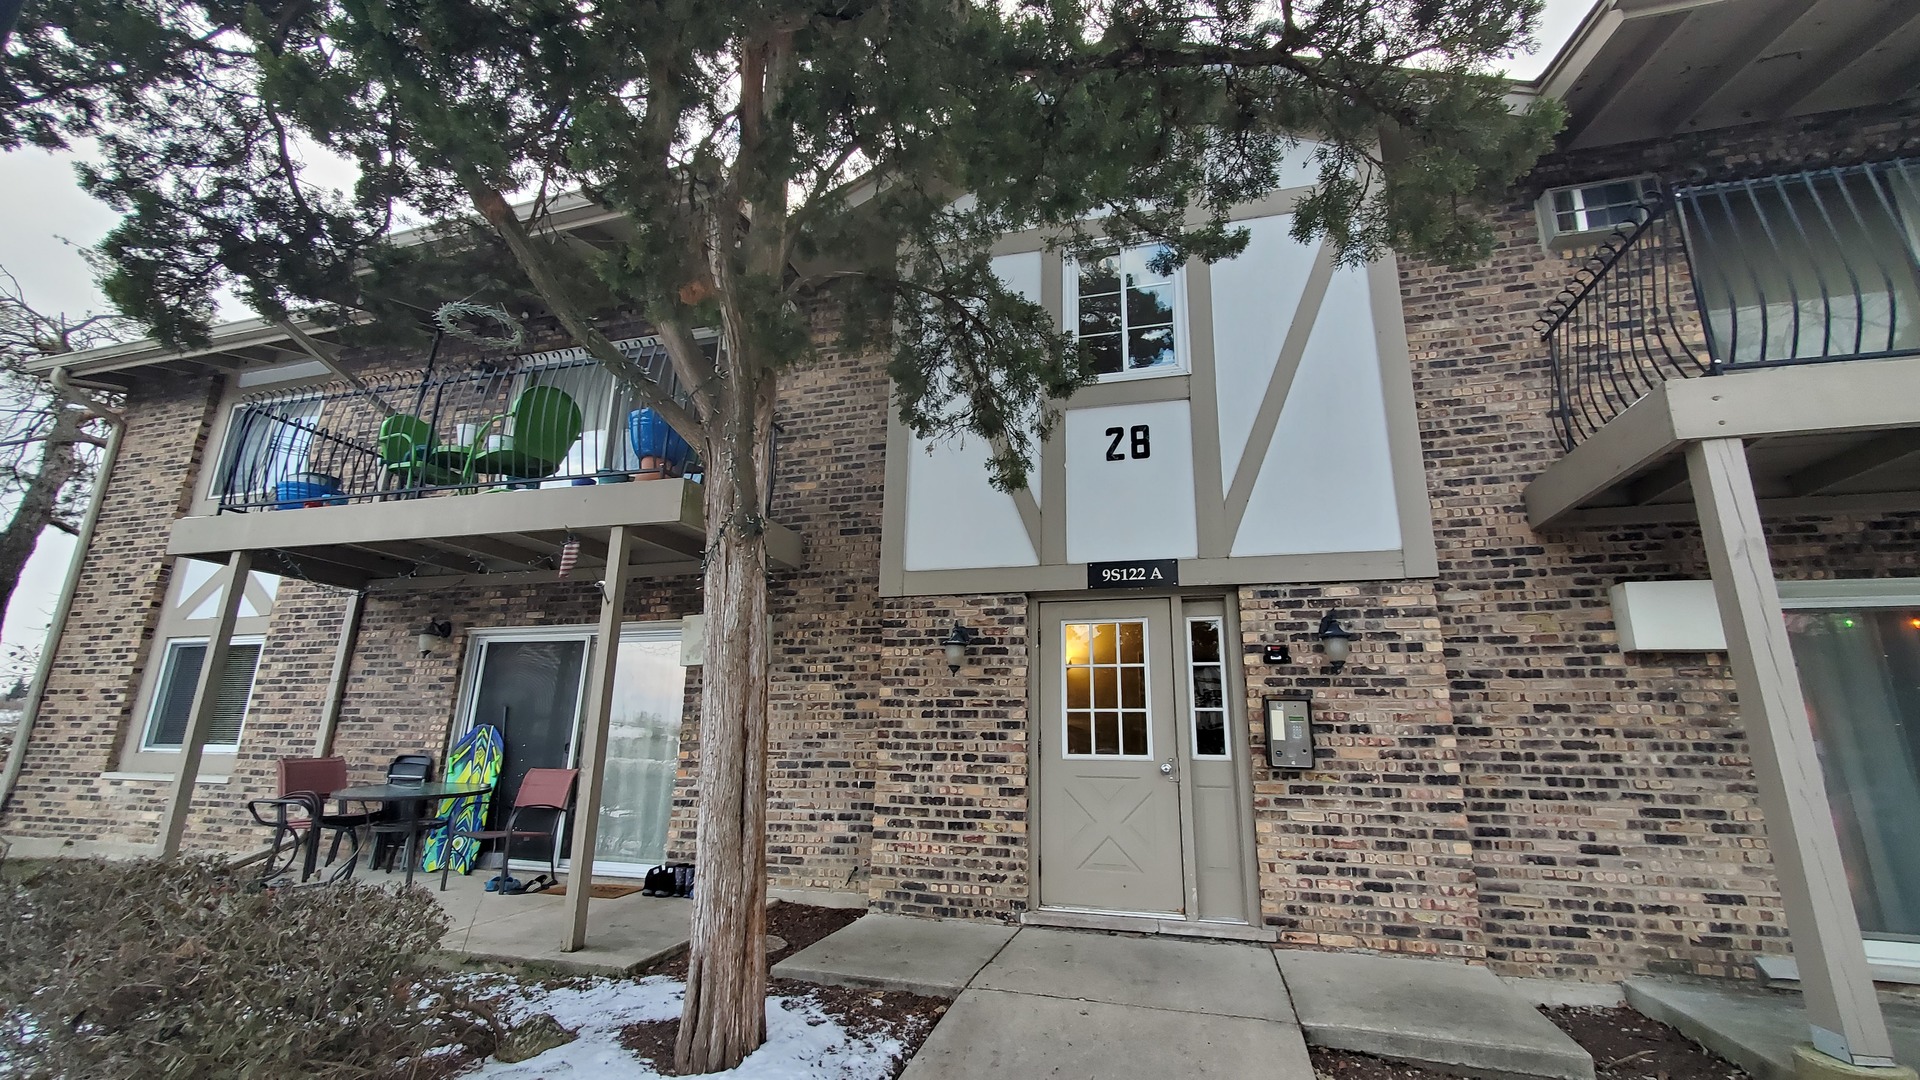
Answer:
[0, 855, 489, 1079]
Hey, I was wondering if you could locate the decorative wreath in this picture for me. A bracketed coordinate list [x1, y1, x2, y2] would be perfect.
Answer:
[433, 300, 527, 348]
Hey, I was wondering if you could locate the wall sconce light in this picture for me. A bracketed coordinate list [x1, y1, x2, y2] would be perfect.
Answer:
[1316, 612, 1354, 673]
[940, 622, 980, 674]
[417, 619, 453, 657]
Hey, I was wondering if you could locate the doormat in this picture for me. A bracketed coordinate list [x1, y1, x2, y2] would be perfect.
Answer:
[545, 882, 645, 899]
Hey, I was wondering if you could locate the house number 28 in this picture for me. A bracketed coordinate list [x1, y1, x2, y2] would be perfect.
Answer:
[1104, 425, 1151, 461]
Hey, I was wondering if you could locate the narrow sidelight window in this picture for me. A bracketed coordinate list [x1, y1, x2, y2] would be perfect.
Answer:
[1186, 616, 1229, 758]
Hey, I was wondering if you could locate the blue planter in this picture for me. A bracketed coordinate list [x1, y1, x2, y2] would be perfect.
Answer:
[627, 409, 691, 473]
[273, 477, 346, 509]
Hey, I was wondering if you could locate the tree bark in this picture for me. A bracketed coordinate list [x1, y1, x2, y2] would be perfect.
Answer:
[675, 373, 776, 1075]
[0, 403, 84, 643]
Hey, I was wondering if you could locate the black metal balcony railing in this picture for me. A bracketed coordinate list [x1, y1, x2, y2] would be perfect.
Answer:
[1539, 157, 1920, 450]
[215, 337, 717, 512]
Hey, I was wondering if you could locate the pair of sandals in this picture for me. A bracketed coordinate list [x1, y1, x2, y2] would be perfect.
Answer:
[485, 872, 555, 895]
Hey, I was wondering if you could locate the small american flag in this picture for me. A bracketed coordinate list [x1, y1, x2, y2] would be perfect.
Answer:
[556, 535, 580, 579]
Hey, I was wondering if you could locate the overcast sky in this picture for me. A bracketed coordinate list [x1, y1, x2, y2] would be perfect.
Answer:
[0, 0, 1596, 677]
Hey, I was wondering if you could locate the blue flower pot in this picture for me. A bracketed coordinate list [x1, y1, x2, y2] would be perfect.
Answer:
[627, 409, 691, 474]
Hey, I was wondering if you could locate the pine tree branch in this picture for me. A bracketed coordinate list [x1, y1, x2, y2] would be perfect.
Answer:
[464, 177, 706, 443]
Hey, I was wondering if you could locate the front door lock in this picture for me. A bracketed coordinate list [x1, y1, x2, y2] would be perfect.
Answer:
[1159, 758, 1179, 782]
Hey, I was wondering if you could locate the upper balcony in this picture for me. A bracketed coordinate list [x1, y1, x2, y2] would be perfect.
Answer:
[169, 337, 802, 590]
[1526, 157, 1920, 528]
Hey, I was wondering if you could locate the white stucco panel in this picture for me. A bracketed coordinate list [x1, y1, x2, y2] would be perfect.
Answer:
[1065, 399, 1198, 563]
[1230, 263, 1401, 557]
[1208, 213, 1320, 492]
[902, 433, 1039, 572]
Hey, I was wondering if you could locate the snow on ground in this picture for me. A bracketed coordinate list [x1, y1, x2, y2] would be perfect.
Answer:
[450, 973, 907, 1079]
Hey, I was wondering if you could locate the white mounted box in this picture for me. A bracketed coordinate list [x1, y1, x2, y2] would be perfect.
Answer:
[1609, 580, 1727, 653]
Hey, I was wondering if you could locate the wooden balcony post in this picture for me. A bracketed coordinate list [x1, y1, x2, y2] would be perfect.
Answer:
[1687, 438, 1896, 1066]
[158, 550, 253, 857]
[564, 524, 633, 952]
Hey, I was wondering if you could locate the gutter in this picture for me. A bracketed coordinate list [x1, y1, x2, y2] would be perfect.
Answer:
[0, 369, 129, 813]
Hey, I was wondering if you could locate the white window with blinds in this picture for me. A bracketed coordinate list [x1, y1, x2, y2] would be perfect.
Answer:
[141, 637, 264, 752]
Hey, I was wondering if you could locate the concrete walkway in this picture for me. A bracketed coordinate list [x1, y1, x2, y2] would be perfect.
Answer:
[900, 928, 1314, 1079]
[777, 918, 1597, 1080]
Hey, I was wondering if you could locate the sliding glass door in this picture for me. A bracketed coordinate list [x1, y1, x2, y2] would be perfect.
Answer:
[457, 623, 685, 877]
[1786, 605, 1920, 944]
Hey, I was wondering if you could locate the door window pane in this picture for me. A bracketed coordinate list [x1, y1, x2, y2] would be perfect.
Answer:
[1186, 617, 1229, 759]
[1062, 620, 1151, 758]
[1787, 607, 1920, 939]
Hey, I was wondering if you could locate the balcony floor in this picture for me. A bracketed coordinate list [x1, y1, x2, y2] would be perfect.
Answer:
[1527, 356, 1920, 529]
[168, 478, 802, 590]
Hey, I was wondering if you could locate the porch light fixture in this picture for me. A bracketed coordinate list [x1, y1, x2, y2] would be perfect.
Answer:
[1316, 613, 1354, 674]
[940, 622, 980, 674]
[417, 619, 453, 657]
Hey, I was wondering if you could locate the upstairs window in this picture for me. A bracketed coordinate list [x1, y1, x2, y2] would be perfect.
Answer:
[1538, 176, 1659, 251]
[1073, 245, 1184, 379]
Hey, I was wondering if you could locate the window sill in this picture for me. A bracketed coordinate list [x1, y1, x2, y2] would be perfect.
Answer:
[100, 771, 233, 785]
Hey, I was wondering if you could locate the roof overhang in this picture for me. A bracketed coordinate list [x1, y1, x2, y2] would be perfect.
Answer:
[1534, 0, 1920, 151]
[30, 193, 634, 381]
[167, 478, 803, 591]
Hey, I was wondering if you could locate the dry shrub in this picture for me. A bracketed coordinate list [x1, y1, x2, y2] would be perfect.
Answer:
[0, 855, 491, 1079]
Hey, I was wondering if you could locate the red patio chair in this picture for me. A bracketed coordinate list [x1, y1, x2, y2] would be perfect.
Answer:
[259, 756, 368, 880]
[440, 767, 578, 893]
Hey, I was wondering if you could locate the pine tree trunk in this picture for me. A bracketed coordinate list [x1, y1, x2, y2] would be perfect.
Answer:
[0, 404, 84, 643]
[675, 381, 774, 1075]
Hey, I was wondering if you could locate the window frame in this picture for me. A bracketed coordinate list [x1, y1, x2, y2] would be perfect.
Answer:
[139, 635, 266, 754]
[1064, 245, 1191, 383]
[1537, 175, 1660, 252]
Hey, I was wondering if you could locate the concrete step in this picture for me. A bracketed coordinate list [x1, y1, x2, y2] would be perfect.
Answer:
[1625, 978, 1920, 1080]
[1278, 950, 1596, 1080]
[770, 913, 1017, 998]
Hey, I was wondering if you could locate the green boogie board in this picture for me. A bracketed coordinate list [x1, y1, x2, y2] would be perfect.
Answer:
[421, 724, 503, 874]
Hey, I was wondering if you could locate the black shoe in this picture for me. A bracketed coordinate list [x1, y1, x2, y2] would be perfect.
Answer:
[675, 864, 695, 898]
[643, 866, 668, 896]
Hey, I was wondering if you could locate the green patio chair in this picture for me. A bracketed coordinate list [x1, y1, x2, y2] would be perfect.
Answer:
[463, 385, 584, 484]
[379, 413, 466, 490]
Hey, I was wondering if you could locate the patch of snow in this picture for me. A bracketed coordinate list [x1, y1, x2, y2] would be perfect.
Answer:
[449, 974, 906, 1080]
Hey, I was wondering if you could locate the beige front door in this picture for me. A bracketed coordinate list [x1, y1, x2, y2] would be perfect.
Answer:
[1037, 598, 1252, 922]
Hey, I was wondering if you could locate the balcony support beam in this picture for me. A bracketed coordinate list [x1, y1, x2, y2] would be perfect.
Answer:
[158, 550, 252, 857]
[564, 524, 634, 953]
[1688, 438, 1896, 1068]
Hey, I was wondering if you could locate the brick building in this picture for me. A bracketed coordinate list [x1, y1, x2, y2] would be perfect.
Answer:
[4, 0, 1919, 1057]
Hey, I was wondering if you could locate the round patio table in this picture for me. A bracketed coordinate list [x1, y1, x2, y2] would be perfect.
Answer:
[333, 780, 494, 888]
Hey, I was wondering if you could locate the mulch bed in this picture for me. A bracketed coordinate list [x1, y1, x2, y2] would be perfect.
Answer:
[1309, 1006, 1749, 1080]
[624, 902, 947, 1078]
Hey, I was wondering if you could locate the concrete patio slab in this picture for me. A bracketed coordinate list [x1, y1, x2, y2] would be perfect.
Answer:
[771, 914, 1017, 997]
[422, 872, 691, 977]
[898, 987, 1315, 1080]
[972, 928, 1293, 1022]
[1625, 979, 1920, 1080]
[1279, 951, 1595, 1080]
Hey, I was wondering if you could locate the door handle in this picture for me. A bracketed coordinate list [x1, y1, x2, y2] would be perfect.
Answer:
[1159, 758, 1179, 783]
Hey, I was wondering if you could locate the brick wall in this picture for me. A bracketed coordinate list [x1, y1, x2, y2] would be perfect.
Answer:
[1404, 99, 1920, 981]
[2, 369, 222, 845]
